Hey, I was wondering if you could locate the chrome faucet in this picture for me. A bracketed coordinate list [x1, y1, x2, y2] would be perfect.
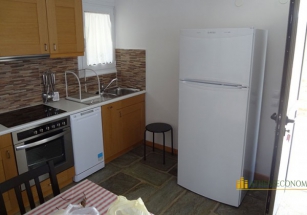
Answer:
[101, 78, 117, 94]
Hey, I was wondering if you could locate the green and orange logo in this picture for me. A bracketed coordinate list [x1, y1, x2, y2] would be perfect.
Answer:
[236, 177, 248, 190]
[236, 176, 307, 190]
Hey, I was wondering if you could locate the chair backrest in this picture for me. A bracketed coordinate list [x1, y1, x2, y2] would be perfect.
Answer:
[0, 160, 60, 215]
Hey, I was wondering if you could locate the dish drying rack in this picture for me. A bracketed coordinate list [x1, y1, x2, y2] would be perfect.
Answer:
[65, 69, 101, 103]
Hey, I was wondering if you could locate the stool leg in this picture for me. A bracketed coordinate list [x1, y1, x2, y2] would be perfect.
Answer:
[163, 132, 165, 165]
[171, 128, 174, 156]
[152, 132, 155, 152]
[144, 130, 146, 161]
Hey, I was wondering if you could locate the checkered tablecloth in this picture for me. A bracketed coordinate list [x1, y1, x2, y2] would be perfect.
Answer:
[26, 179, 117, 215]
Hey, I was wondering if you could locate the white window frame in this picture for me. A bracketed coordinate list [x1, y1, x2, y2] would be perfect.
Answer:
[78, 0, 116, 76]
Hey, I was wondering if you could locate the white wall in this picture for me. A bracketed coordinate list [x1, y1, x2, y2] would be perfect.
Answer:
[115, 0, 290, 177]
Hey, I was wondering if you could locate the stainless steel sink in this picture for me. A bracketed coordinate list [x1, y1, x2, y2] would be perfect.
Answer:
[82, 87, 140, 105]
[81, 96, 114, 105]
[103, 87, 140, 97]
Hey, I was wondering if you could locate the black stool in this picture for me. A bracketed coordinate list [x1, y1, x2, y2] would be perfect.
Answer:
[144, 123, 173, 164]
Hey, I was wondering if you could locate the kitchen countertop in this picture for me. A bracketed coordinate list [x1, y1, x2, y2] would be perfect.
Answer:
[0, 90, 146, 136]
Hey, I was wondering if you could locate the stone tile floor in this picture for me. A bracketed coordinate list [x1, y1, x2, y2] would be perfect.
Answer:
[67, 145, 268, 215]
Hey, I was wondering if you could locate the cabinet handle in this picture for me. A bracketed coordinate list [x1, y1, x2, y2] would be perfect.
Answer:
[108, 106, 113, 109]
[53, 43, 57, 51]
[119, 111, 122, 117]
[44, 44, 48, 51]
[6, 150, 10, 159]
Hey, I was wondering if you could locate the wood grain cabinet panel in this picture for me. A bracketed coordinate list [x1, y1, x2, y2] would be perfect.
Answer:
[0, 0, 49, 57]
[118, 102, 145, 150]
[0, 0, 84, 58]
[102, 94, 145, 163]
[0, 134, 18, 215]
[102, 102, 121, 162]
[46, 0, 84, 58]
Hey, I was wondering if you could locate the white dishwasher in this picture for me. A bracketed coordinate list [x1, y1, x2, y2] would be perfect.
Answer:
[70, 106, 104, 182]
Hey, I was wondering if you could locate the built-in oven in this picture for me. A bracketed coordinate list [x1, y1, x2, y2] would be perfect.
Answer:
[12, 116, 74, 182]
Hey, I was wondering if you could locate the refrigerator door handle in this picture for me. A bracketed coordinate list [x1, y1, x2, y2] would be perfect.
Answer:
[180, 79, 248, 88]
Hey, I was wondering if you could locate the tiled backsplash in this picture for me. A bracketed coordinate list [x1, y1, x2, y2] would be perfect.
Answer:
[116, 49, 146, 90]
[0, 58, 78, 113]
[0, 49, 146, 114]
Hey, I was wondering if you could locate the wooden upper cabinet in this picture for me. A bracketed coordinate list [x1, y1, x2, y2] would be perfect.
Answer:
[0, 0, 49, 57]
[46, 0, 84, 58]
[0, 0, 84, 58]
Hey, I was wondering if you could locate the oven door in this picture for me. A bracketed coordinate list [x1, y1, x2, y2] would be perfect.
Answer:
[14, 127, 74, 176]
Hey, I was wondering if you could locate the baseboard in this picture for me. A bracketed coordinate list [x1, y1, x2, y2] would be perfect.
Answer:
[254, 172, 269, 181]
[145, 141, 178, 155]
[105, 141, 142, 163]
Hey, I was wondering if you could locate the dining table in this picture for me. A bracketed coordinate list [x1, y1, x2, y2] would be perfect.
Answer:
[25, 179, 118, 215]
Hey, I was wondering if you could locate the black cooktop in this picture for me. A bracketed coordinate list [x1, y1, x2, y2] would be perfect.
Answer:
[0, 104, 66, 128]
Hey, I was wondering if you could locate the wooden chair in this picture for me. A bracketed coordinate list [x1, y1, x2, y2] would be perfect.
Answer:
[0, 160, 60, 215]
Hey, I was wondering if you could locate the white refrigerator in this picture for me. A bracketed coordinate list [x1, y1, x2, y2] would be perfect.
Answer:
[177, 28, 268, 207]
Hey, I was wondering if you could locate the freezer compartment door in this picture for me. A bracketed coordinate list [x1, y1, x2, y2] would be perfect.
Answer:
[180, 28, 254, 87]
[178, 81, 249, 206]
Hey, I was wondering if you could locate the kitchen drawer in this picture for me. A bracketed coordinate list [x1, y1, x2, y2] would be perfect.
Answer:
[116, 94, 145, 109]
[0, 134, 12, 149]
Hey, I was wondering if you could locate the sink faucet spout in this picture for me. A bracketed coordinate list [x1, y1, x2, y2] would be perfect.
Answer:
[101, 78, 117, 94]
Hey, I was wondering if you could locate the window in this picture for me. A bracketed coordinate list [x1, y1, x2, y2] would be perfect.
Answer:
[78, 1, 116, 76]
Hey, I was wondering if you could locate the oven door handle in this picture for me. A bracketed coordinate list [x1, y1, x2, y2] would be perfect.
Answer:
[15, 130, 69, 151]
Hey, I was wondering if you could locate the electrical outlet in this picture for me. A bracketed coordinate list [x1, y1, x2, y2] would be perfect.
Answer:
[53, 92, 60, 101]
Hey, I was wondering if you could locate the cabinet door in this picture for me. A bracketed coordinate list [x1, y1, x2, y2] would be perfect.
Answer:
[46, 0, 84, 58]
[0, 146, 17, 180]
[118, 101, 145, 149]
[102, 103, 120, 162]
[0, 133, 18, 214]
[0, 0, 49, 57]
[1, 146, 19, 213]
[102, 95, 146, 163]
